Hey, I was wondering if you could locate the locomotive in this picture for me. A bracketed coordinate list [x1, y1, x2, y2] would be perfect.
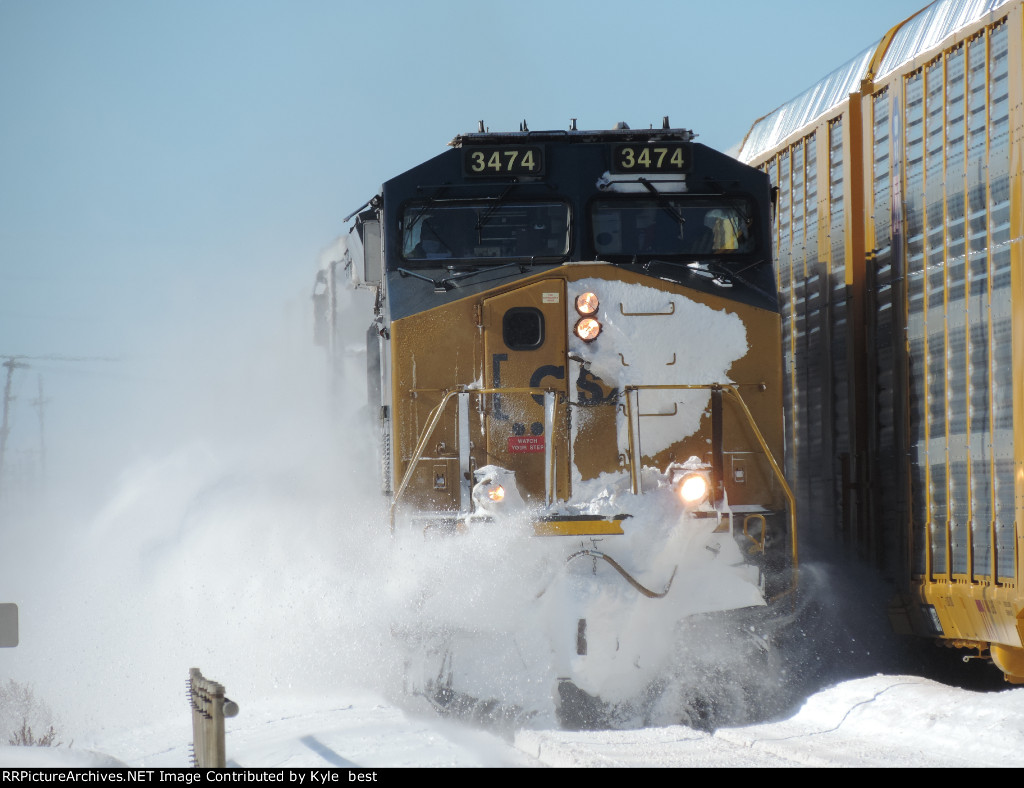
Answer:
[316, 120, 796, 721]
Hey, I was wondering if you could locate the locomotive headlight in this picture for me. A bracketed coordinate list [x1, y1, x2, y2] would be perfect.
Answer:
[470, 465, 524, 517]
[677, 473, 710, 505]
[667, 456, 713, 508]
[574, 317, 602, 343]
[472, 480, 506, 512]
[575, 292, 600, 316]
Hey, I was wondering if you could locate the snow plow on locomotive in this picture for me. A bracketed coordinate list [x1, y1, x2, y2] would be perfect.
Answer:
[316, 122, 796, 723]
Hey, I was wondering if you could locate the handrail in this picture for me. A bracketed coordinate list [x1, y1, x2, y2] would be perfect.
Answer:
[390, 381, 798, 599]
[388, 386, 556, 531]
[623, 382, 798, 595]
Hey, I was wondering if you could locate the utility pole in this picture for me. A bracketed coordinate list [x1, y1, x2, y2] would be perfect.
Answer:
[0, 353, 118, 497]
[0, 357, 28, 496]
[31, 375, 49, 488]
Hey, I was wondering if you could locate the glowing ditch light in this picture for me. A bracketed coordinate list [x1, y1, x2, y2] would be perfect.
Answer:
[677, 473, 710, 505]
[472, 481, 506, 511]
[574, 317, 601, 342]
[575, 292, 599, 316]
[470, 466, 524, 516]
[667, 457, 713, 508]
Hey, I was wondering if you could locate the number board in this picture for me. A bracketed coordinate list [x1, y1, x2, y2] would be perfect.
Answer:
[463, 146, 544, 177]
[611, 143, 691, 174]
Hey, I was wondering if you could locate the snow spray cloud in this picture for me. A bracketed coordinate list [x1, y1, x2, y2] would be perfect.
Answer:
[0, 234, 568, 741]
[0, 233, 914, 742]
[0, 241, 410, 740]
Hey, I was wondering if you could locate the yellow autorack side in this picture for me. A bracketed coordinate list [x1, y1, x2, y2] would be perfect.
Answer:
[739, 0, 1024, 680]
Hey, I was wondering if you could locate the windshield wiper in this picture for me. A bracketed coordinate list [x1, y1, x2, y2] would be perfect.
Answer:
[644, 258, 776, 302]
[404, 186, 450, 235]
[641, 259, 727, 286]
[473, 185, 518, 241]
[640, 258, 744, 292]
[396, 267, 456, 291]
[420, 219, 454, 256]
[704, 177, 753, 229]
[438, 258, 554, 290]
[638, 178, 687, 228]
[397, 259, 553, 293]
[712, 259, 776, 302]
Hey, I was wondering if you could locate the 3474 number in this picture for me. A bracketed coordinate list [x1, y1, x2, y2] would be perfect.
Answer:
[464, 146, 543, 176]
[613, 143, 690, 173]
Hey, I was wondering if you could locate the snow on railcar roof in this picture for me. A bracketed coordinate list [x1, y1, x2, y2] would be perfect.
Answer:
[737, 0, 1014, 165]
[875, 0, 1013, 78]
[737, 44, 876, 164]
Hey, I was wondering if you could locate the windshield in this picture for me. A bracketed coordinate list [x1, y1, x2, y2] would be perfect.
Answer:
[401, 201, 570, 263]
[591, 198, 755, 258]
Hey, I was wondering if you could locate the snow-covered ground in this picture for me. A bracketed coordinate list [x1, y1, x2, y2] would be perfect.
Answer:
[2, 675, 1024, 768]
[2, 295, 1021, 769]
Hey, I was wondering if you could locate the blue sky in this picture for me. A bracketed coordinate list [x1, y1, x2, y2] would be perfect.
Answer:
[0, 0, 929, 478]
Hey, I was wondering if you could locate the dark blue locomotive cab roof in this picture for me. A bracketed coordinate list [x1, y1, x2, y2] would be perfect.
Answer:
[448, 124, 695, 146]
[373, 126, 777, 321]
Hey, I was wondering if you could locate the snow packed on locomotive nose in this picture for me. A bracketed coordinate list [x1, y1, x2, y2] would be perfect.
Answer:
[314, 119, 797, 725]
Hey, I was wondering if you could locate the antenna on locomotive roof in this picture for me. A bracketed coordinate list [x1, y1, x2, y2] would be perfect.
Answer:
[520, 119, 529, 132]
[478, 120, 485, 133]
[663, 116, 670, 129]
[570, 118, 577, 131]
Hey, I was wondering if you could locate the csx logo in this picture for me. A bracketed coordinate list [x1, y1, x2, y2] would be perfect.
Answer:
[492, 356, 618, 425]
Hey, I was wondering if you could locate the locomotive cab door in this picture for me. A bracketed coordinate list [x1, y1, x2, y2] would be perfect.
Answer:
[482, 281, 570, 505]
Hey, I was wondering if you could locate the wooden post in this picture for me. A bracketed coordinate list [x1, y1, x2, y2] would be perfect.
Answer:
[188, 668, 238, 768]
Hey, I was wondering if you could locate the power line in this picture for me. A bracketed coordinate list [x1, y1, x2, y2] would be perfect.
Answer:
[0, 354, 119, 497]
[0, 353, 120, 364]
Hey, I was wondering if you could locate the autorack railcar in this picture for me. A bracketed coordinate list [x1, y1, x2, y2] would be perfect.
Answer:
[738, 0, 1024, 681]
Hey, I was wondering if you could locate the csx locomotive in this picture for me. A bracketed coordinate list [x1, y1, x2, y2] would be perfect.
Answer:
[316, 120, 796, 718]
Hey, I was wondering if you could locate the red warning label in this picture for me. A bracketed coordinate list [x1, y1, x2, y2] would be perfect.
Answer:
[508, 436, 546, 454]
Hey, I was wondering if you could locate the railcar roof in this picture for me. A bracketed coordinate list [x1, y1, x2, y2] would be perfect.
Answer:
[738, 0, 1014, 165]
